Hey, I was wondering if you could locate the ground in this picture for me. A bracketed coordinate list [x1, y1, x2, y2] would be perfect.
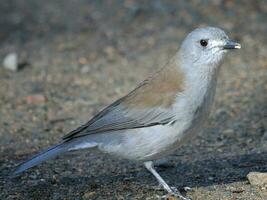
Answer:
[0, 1, 266, 200]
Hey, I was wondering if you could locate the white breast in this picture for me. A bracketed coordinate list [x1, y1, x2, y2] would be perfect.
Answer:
[172, 66, 218, 142]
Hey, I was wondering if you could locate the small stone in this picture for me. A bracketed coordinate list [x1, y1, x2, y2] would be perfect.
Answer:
[247, 172, 267, 186]
[26, 94, 47, 104]
[83, 191, 96, 199]
[208, 176, 214, 181]
[166, 195, 178, 200]
[104, 46, 116, 59]
[78, 57, 88, 65]
[3, 53, 18, 71]
[51, 175, 59, 184]
[29, 174, 37, 179]
[81, 65, 90, 74]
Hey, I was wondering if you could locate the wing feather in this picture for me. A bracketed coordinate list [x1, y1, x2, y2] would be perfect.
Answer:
[63, 57, 184, 140]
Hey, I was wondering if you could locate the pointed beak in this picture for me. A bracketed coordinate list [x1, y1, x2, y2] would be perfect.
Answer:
[223, 40, 241, 50]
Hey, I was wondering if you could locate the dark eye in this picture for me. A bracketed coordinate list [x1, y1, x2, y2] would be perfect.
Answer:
[200, 39, 208, 47]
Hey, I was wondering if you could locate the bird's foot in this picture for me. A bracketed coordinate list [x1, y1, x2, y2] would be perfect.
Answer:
[161, 187, 191, 200]
[182, 186, 193, 192]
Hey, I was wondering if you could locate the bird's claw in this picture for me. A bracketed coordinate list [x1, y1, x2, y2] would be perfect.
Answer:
[183, 186, 193, 192]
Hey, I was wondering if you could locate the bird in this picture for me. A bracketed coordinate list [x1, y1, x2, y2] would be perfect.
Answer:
[13, 27, 241, 200]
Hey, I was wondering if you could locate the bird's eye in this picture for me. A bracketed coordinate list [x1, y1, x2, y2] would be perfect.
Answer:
[200, 39, 208, 47]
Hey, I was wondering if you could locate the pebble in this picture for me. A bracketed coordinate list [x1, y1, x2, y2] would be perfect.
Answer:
[247, 172, 267, 186]
[3, 53, 18, 71]
[82, 191, 96, 199]
[80, 65, 90, 74]
[166, 196, 179, 200]
[78, 57, 88, 65]
[29, 174, 37, 179]
[26, 94, 47, 104]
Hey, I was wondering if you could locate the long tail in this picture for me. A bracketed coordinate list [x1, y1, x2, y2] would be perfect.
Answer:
[13, 143, 67, 176]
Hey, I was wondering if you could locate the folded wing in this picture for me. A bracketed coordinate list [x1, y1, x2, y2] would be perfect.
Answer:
[63, 58, 184, 140]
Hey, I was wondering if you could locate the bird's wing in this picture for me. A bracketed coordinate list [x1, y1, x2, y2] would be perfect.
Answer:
[63, 58, 185, 140]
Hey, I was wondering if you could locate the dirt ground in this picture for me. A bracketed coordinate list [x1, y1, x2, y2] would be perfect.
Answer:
[0, 1, 266, 200]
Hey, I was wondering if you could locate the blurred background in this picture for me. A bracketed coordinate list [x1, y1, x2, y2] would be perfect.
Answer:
[0, 1, 266, 199]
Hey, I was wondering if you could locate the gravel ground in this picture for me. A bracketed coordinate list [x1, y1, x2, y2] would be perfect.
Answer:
[0, 1, 266, 200]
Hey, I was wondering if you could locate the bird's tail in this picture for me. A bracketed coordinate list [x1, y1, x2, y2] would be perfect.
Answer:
[13, 143, 67, 176]
[12, 137, 98, 177]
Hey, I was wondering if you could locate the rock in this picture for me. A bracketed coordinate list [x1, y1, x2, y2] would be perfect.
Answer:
[80, 65, 90, 74]
[247, 172, 267, 186]
[3, 53, 18, 71]
[78, 57, 88, 65]
[26, 94, 47, 104]
[82, 191, 96, 199]
[166, 195, 179, 200]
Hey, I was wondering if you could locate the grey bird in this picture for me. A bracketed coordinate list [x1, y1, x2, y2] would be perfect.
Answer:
[13, 27, 241, 200]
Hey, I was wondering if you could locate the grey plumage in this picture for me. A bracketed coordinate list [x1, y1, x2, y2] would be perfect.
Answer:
[13, 27, 241, 200]
[14, 143, 64, 175]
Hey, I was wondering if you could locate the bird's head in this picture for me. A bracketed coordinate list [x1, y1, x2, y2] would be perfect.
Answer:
[178, 27, 241, 71]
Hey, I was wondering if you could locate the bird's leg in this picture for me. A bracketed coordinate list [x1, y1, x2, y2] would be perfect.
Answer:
[144, 161, 190, 200]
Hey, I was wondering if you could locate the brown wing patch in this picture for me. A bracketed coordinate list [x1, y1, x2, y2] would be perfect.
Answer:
[62, 58, 182, 140]
[123, 58, 185, 109]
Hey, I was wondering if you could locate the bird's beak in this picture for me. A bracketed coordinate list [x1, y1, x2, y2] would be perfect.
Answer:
[223, 40, 241, 50]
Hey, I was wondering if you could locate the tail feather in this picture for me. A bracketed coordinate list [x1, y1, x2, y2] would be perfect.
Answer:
[13, 143, 66, 176]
